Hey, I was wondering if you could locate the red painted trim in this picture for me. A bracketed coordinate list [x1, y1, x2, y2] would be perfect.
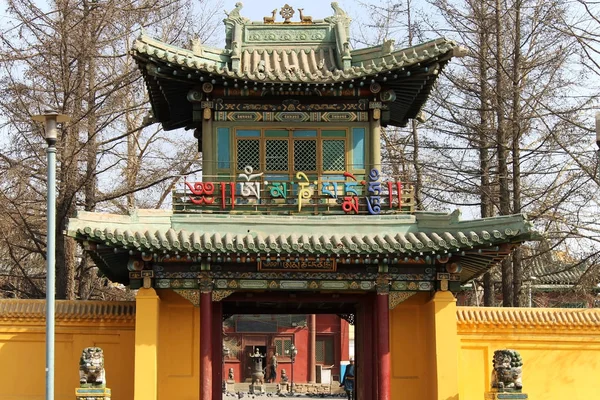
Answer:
[377, 293, 391, 400]
[200, 292, 213, 400]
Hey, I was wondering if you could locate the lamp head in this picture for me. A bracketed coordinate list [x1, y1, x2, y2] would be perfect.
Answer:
[32, 110, 70, 143]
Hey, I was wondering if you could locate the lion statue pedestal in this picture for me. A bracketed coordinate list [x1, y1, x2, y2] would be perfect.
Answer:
[75, 347, 111, 400]
[484, 349, 528, 400]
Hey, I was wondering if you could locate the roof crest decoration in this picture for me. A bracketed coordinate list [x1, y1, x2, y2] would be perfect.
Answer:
[324, 2, 352, 69]
[222, 2, 352, 72]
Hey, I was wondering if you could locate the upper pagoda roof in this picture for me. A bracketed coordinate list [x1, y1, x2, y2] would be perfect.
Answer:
[131, 2, 466, 130]
[67, 209, 538, 285]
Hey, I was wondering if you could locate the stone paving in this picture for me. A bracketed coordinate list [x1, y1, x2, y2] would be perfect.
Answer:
[223, 393, 348, 400]
[223, 382, 348, 400]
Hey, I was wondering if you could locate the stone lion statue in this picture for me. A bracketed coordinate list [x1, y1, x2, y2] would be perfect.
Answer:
[491, 349, 523, 392]
[79, 347, 106, 387]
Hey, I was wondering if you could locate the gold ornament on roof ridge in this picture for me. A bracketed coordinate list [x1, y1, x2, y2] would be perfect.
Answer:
[263, 9, 277, 24]
[279, 4, 294, 23]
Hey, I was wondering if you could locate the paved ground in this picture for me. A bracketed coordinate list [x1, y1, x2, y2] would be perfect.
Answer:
[223, 383, 348, 400]
[223, 393, 348, 400]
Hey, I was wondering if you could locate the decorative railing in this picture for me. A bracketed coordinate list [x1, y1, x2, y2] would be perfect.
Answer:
[456, 306, 600, 331]
[0, 300, 136, 323]
[173, 167, 415, 215]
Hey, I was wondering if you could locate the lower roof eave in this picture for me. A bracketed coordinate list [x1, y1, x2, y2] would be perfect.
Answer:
[67, 210, 540, 285]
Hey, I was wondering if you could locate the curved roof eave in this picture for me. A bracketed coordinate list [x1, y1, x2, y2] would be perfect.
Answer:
[131, 35, 463, 85]
[67, 211, 537, 285]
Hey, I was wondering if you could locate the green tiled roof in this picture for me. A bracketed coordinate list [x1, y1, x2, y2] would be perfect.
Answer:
[132, 34, 461, 85]
[67, 210, 539, 284]
[486, 243, 592, 288]
[131, 2, 466, 130]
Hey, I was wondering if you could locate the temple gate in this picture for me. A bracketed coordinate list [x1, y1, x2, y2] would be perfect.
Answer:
[67, 3, 538, 400]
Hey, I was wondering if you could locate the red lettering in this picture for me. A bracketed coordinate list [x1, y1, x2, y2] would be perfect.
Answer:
[220, 182, 236, 210]
[342, 196, 359, 214]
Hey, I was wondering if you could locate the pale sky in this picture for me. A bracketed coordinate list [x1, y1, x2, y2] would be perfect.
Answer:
[221, 0, 362, 24]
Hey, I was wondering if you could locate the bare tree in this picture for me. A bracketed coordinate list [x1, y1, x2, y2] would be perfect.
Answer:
[422, 0, 597, 305]
[0, 0, 222, 299]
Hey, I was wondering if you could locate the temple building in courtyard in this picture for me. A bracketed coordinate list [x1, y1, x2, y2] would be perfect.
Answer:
[64, 3, 539, 400]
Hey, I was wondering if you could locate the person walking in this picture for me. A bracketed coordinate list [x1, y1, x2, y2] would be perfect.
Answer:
[268, 351, 278, 383]
[340, 358, 355, 400]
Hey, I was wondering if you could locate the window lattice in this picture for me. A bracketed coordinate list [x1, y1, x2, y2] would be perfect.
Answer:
[316, 337, 334, 364]
[275, 338, 292, 357]
[322, 140, 345, 171]
[315, 341, 325, 363]
[237, 140, 260, 171]
[294, 140, 317, 171]
[266, 140, 289, 171]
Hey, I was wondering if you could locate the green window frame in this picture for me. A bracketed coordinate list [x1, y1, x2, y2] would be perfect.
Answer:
[233, 127, 350, 176]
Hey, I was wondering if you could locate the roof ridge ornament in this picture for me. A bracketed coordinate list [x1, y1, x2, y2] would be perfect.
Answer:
[264, 9, 277, 24]
[191, 38, 203, 56]
[224, 2, 249, 24]
[297, 8, 313, 24]
[325, 2, 352, 69]
[382, 39, 395, 55]
[279, 4, 295, 23]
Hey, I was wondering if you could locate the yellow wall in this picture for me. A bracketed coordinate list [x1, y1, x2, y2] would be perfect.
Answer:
[2, 297, 600, 400]
[457, 307, 600, 400]
[0, 300, 135, 400]
[390, 292, 433, 399]
[157, 289, 200, 400]
[390, 291, 459, 400]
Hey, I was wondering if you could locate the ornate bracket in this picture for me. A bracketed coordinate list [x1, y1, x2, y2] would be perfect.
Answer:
[212, 290, 234, 302]
[173, 289, 200, 306]
[389, 292, 417, 309]
[337, 313, 355, 326]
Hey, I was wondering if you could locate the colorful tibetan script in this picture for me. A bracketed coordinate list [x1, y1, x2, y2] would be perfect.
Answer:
[183, 167, 407, 215]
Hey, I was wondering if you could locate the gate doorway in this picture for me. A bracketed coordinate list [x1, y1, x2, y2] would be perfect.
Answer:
[217, 291, 376, 400]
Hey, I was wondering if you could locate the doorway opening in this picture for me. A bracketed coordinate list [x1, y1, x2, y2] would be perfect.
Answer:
[217, 291, 373, 399]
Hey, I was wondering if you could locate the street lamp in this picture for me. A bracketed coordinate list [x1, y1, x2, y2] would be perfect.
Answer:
[32, 110, 69, 400]
[222, 344, 230, 393]
[287, 343, 298, 393]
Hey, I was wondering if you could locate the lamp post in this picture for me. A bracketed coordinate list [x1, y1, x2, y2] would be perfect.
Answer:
[288, 344, 298, 393]
[32, 110, 69, 400]
[222, 344, 230, 392]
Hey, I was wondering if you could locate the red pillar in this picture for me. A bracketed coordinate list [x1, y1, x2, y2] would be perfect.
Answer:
[309, 314, 316, 383]
[200, 292, 213, 400]
[212, 301, 223, 400]
[371, 295, 379, 400]
[340, 319, 349, 361]
[358, 299, 374, 400]
[376, 291, 391, 400]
